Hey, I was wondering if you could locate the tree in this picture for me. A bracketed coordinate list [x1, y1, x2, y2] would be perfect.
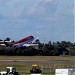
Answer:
[4, 38, 11, 41]
[35, 39, 40, 44]
[68, 46, 75, 56]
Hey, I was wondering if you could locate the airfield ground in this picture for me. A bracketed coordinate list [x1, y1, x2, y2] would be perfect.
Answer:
[0, 56, 75, 75]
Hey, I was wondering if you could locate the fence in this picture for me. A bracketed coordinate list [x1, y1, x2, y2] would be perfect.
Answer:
[0, 66, 75, 75]
[41, 66, 75, 75]
[19, 66, 75, 75]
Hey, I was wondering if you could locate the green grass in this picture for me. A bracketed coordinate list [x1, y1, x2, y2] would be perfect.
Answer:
[0, 56, 74, 60]
[0, 56, 75, 75]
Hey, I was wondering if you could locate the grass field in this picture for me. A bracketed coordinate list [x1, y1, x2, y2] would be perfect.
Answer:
[0, 56, 74, 60]
[0, 56, 75, 75]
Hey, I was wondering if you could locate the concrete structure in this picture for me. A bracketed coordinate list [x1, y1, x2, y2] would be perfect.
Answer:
[23, 44, 39, 49]
[55, 69, 75, 75]
[31, 74, 41, 75]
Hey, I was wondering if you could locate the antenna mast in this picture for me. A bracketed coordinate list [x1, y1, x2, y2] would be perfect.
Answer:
[36, 31, 39, 40]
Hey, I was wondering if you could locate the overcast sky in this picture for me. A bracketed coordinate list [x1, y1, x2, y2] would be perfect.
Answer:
[0, 0, 74, 42]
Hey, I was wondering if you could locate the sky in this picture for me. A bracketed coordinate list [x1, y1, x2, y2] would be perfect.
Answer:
[0, 0, 74, 42]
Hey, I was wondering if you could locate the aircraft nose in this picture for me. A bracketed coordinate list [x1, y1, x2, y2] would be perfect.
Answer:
[30, 36, 34, 39]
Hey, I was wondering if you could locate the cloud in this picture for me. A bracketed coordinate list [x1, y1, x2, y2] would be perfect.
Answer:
[27, 0, 57, 17]
[0, 0, 74, 42]
[0, 0, 73, 20]
[0, 0, 26, 19]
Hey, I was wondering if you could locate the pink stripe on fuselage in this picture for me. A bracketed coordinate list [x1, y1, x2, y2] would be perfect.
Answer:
[12, 36, 34, 45]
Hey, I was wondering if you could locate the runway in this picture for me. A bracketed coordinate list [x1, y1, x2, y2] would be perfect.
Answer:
[0, 59, 75, 62]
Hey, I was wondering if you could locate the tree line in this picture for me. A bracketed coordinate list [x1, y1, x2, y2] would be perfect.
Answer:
[0, 38, 75, 56]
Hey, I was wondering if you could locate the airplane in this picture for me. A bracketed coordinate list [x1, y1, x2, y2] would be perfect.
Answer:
[0, 35, 34, 48]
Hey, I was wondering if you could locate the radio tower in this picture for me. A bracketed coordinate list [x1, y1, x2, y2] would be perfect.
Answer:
[35, 31, 40, 44]
[36, 31, 39, 40]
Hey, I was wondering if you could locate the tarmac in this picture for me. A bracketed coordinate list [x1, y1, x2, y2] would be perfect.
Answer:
[0, 59, 75, 62]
